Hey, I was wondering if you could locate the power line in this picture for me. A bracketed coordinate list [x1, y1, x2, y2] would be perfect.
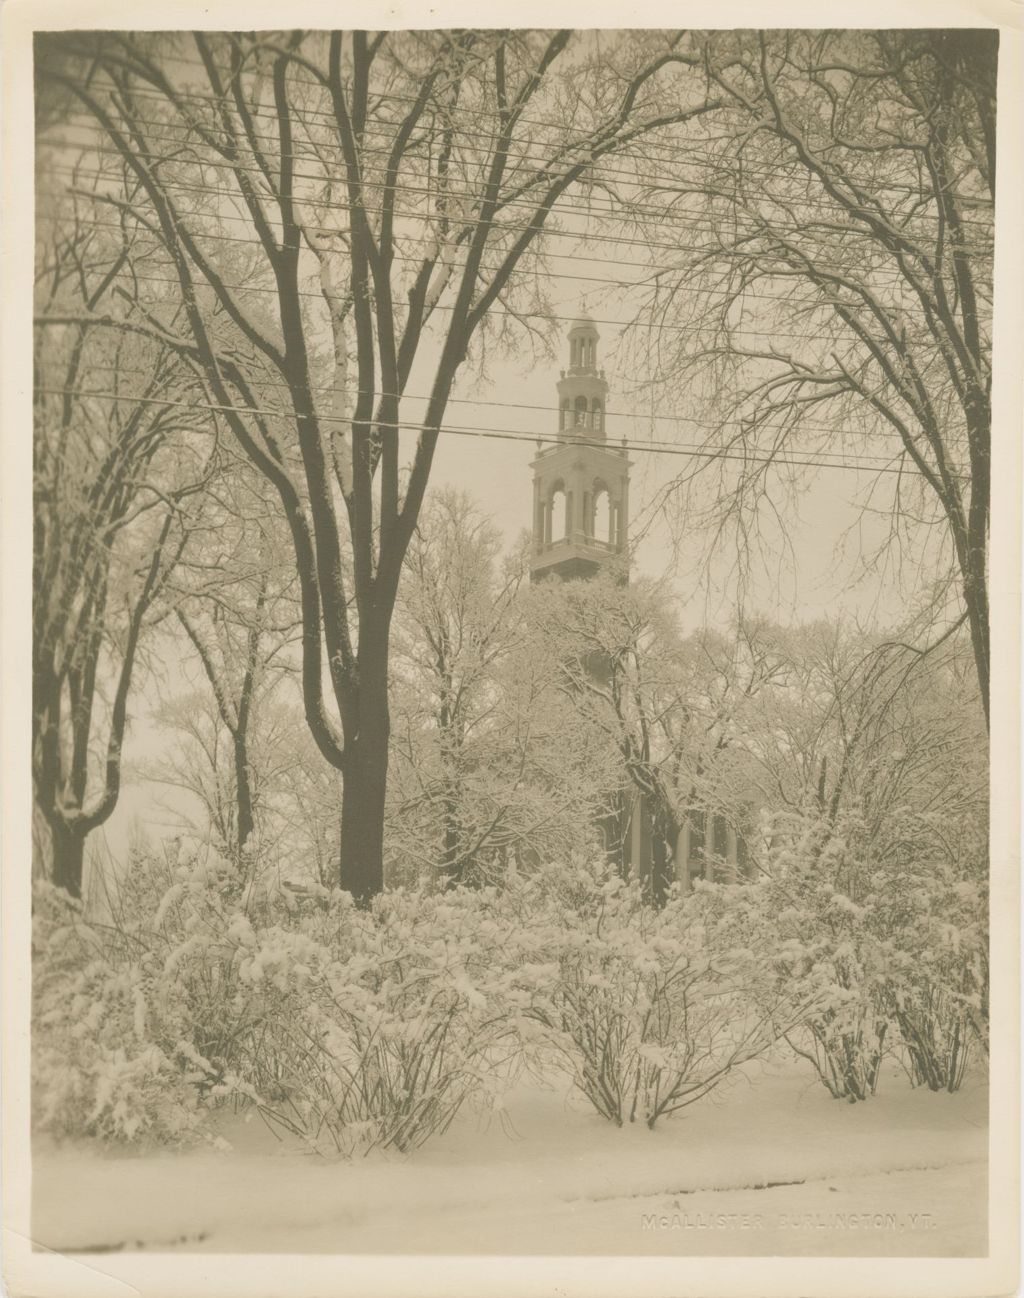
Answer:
[28, 248, 887, 310]
[45, 161, 992, 254]
[35, 358, 913, 451]
[33, 383, 951, 479]
[36, 204, 960, 296]
[33, 161, 850, 236]
[34, 202, 666, 280]
[34, 205, 764, 267]
[42, 161, 844, 245]
[37, 217, 985, 334]
[51, 48, 705, 139]
[35, 270, 864, 344]
[44, 67, 994, 209]
[35, 209, 941, 293]
[33, 264, 919, 345]
[45, 110, 981, 230]
[37, 123, 991, 231]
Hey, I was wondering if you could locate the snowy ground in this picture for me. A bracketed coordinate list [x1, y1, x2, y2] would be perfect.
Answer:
[32, 1057, 987, 1257]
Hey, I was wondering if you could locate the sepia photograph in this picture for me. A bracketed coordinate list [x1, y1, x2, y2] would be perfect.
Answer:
[2, 3, 1020, 1296]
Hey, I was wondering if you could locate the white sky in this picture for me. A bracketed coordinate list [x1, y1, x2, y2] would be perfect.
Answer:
[424, 305, 934, 632]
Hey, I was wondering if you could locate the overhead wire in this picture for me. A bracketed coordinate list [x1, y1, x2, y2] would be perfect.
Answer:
[36, 358, 916, 450]
[29, 248, 900, 311]
[32, 265, 925, 344]
[34, 209, 950, 293]
[43, 71, 995, 209]
[37, 124, 994, 231]
[34, 62, 985, 489]
[40, 204, 985, 313]
[40, 124, 995, 244]
[42, 161, 993, 254]
[32, 383, 957, 479]
[37, 206, 978, 298]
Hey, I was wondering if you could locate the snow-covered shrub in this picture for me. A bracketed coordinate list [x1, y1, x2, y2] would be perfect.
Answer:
[32, 880, 215, 1144]
[103, 846, 280, 1102]
[878, 854, 987, 1091]
[37, 826, 984, 1156]
[756, 807, 987, 1100]
[36, 850, 515, 1155]
[236, 886, 516, 1155]
[502, 862, 788, 1127]
[758, 813, 891, 1102]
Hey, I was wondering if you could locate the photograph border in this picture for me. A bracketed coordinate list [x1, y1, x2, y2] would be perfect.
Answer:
[3, 2, 1020, 1294]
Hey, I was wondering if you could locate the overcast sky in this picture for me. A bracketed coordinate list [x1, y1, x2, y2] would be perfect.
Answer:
[423, 290, 935, 632]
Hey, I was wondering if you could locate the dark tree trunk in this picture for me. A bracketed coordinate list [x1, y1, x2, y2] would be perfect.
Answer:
[49, 818, 86, 899]
[964, 565, 989, 729]
[649, 808, 678, 908]
[233, 734, 254, 854]
[34, 513, 176, 899]
[339, 641, 390, 906]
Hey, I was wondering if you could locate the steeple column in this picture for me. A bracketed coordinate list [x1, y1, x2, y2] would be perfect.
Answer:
[530, 315, 632, 583]
[617, 475, 629, 549]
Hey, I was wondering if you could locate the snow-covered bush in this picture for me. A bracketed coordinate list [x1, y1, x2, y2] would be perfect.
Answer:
[501, 862, 789, 1127]
[32, 880, 215, 1144]
[36, 830, 984, 1154]
[878, 853, 987, 1091]
[34, 851, 515, 1155]
[236, 886, 517, 1154]
[757, 813, 891, 1101]
[756, 808, 987, 1100]
[34, 852, 791, 1148]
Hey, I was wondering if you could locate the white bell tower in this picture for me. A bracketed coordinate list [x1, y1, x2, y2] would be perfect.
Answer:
[531, 317, 631, 582]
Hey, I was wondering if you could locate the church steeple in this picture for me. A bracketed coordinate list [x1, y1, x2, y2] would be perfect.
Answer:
[557, 316, 607, 437]
[531, 318, 631, 583]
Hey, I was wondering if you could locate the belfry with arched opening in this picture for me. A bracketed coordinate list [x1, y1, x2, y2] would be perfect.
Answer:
[531, 317, 629, 583]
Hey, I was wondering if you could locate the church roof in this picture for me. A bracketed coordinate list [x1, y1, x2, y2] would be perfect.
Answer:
[568, 314, 598, 333]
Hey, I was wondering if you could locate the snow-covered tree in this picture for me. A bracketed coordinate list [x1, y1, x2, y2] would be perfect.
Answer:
[388, 492, 614, 886]
[530, 574, 786, 901]
[32, 192, 212, 896]
[621, 30, 994, 721]
[153, 463, 302, 858]
[744, 620, 987, 1097]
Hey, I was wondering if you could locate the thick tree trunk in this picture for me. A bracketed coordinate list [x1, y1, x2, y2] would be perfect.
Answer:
[649, 808, 678, 908]
[49, 818, 87, 899]
[964, 568, 989, 729]
[233, 734, 255, 854]
[339, 643, 390, 906]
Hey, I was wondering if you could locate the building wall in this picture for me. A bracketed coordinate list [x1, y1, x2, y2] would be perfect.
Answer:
[619, 791, 749, 890]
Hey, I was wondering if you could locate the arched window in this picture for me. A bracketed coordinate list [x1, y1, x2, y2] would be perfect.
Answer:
[561, 399, 571, 431]
[574, 396, 587, 427]
[593, 483, 611, 542]
[592, 399, 603, 432]
[550, 483, 568, 540]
